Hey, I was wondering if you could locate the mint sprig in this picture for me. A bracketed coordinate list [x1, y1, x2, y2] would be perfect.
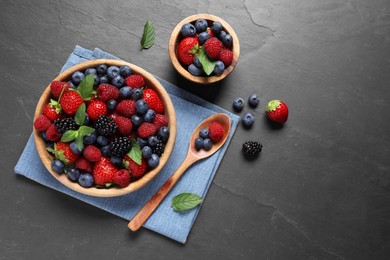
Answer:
[171, 193, 203, 212]
[141, 20, 155, 49]
[77, 73, 94, 100]
[197, 47, 215, 76]
[74, 103, 86, 125]
[127, 140, 142, 165]
[61, 125, 95, 151]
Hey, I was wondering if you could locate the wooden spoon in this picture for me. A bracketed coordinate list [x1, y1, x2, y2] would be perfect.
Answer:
[128, 113, 231, 231]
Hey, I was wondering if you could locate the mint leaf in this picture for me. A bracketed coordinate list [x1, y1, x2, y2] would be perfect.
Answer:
[75, 103, 86, 125]
[171, 193, 203, 212]
[197, 47, 215, 76]
[78, 125, 95, 136]
[77, 74, 94, 100]
[61, 130, 77, 142]
[128, 140, 142, 165]
[141, 20, 155, 49]
[75, 134, 84, 151]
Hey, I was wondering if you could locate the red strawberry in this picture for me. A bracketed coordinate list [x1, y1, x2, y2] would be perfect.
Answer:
[85, 93, 97, 106]
[208, 122, 225, 143]
[123, 155, 147, 178]
[266, 100, 289, 124]
[97, 84, 119, 102]
[54, 141, 80, 165]
[116, 100, 136, 117]
[87, 100, 107, 121]
[207, 27, 214, 38]
[218, 49, 233, 67]
[177, 37, 199, 65]
[45, 124, 61, 141]
[93, 157, 117, 186]
[137, 123, 156, 138]
[50, 81, 71, 98]
[113, 169, 131, 188]
[75, 156, 94, 172]
[44, 103, 61, 121]
[142, 89, 165, 114]
[83, 145, 102, 162]
[152, 114, 168, 130]
[59, 91, 84, 115]
[34, 115, 51, 131]
[114, 116, 133, 135]
[204, 37, 223, 59]
[125, 75, 144, 88]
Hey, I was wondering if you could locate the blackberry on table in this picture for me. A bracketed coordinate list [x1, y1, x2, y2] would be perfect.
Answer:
[95, 115, 118, 136]
[54, 117, 77, 134]
[152, 138, 165, 157]
[242, 141, 263, 157]
[110, 136, 132, 156]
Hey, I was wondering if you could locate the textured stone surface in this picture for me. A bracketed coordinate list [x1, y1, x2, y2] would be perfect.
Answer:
[1, 0, 390, 259]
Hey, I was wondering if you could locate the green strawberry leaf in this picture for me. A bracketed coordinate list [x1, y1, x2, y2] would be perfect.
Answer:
[61, 130, 77, 142]
[77, 74, 94, 100]
[75, 103, 86, 125]
[190, 44, 199, 55]
[49, 99, 62, 114]
[105, 183, 113, 188]
[141, 20, 155, 49]
[55, 150, 69, 164]
[123, 160, 130, 169]
[197, 47, 215, 76]
[128, 140, 142, 165]
[171, 193, 203, 212]
[78, 125, 95, 136]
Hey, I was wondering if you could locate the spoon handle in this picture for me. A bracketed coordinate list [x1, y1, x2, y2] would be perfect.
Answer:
[128, 154, 197, 231]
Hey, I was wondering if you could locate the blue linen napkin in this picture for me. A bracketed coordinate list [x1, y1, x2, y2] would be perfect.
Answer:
[14, 45, 239, 243]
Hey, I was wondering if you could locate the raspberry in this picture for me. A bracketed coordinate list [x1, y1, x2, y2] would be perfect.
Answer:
[45, 124, 61, 141]
[113, 169, 131, 188]
[152, 114, 168, 130]
[50, 81, 71, 98]
[83, 145, 102, 162]
[114, 116, 133, 135]
[218, 49, 233, 67]
[33, 115, 51, 131]
[137, 123, 156, 138]
[125, 75, 144, 88]
[208, 122, 225, 143]
[116, 100, 137, 117]
[97, 84, 120, 102]
[87, 100, 108, 121]
[204, 37, 223, 59]
[75, 156, 94, 172]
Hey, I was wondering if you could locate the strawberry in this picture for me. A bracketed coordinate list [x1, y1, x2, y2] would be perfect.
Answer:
[75, 156, 94, 173]
[116, 100, 137, 117]
[125, 75, 144, 88]
[208, 122, 225, 143]
[266, 100, 289, 124]
[59, 91, 84, 115]
[207, 27, 214, 38]
[114, 116, 133, 135]
[123, 155, 147, 178]
[218, 49, 233, 67]
[113, 169, 131, 188]
[137, 122, 156, 138]
[152, 114, 168, 130]
[50, 81, 71, 98]
[97, 84, 119, 102]
[45, 124, 61, 141]
[83, 145, 102, 162]
[177, 37, 199, 65]
[54, 141, 80, 165]
[204, 37, 223, 59]
[43, 103, 61, 121]
[33, 115, 51, 131]
[87, 100, 107, 121]
[142, 89, 165, 114]
[93, 157, 117, 186]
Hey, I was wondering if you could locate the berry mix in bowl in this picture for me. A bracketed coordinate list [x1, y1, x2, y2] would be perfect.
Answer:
[33, 59, 176, 197]
[168, 14, 240, 84]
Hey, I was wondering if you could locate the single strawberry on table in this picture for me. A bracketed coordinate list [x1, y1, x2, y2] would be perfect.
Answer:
[266, 100, 289, 124]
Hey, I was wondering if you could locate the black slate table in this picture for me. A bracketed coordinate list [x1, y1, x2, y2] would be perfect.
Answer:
[1, 0, 389, 259]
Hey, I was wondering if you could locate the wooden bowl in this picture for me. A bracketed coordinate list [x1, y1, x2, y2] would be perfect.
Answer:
[33, 59, 177, 197]
[168, 14, 240, 84]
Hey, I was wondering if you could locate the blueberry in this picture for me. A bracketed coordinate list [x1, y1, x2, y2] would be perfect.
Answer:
[212, 21, 222, 35]
[219, 30, 227, 40]
[96, 64, 108, 76]
[71, 71, 85, 85]
[148, 154, 160, 168]
[84, 114, 90, 126]
[142, 146, 152, 159]
[101, 145, 111, 156]
[137, 137, 148, 148]
[136, 99, 149, 114]
[100, 75, 109, 84]
[85, 68, 96, 75]
[158, 126, 170, 142]
[203, 138, 212, 151]
[193, 56, 202, 68]
[67, 81, 76, 89]
[188, 64, 203, 76]
[51, 159, 64, 173]
[213, 61, 225, 76]
[110, 156, 122, 166]
[199, 128, 209, 139]
[70, 141, 82, 155]
[107, 66, 120, 79]
[197, 31, 210, 45]
[242, 112, 255, 128]
[195, 19, 208, 33]
[194, 137, 203, 151]
[119, 86, 132, 99]
[83, 132, 97, 145]
[111, 75, 124, 88]
[119, 65, 132, 77]
[78, 173, 94, 188]
[180, 23, 196, 37]
[221, 33, 233, 48]
[66, 167, 80, 181]
[131, 88, 143, 100]
[46, 142, 54, 150]
[131, 115, 144, 127]
[148, 136, 159, 147]
[107, 99, 117, 112]
[41, 132, 50, 142]
[233, 97, 245, 112]
[144, 109, 156, 122]
[92, 73, 100, 87]
[97, 136, 109, 146]
[248, 94, 260, 108]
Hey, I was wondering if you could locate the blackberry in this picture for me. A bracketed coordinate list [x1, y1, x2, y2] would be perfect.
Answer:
[152, 138, 165, 156]
[54, 117, 77, 134]
[95, 115, 118, 136]
[242, 141, 263, 157]
[110, 136, 132, 156]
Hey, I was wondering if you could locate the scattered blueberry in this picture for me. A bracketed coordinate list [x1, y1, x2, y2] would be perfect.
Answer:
[248, 94, 260, 108]
[78, 173, 94, 188]
[158, 126, 170, 142]
[119, 86, 132, 99]
[233, 97, 245, 112]
[107, 99, 117, 112]
[144, 109, 156, 122]
[193, 56, 202, 68]
[100, 75, 109, 84]
[107, 66, 120, 79]
[97, 136, 109, 146]
[119, 65, 132, 77]
[142, 146, 153, 159]
[148, 136, 159, 147]
[181, 23, 196, 37]
[198, 31, 210, 45]
[242, 112, 255, 128]
[195, 19, 208, 33]
[71, 71, 85, 85]
[85, 68, 96, 75]
[100, 145, 111, 156]
[97, 64, 108, 76]
[203, 138, 212, 151]
[199, 128, 209, 139]
[51, 159, 64, 173]
[213, 61, 225, 76]
[221, 33, 233, 48]
[195, 137, 203, 151]
[136, 99, 149, 114]
[66, 167, 80, 181]
[83, 132, 97, 145]
[137, 137, 148, 148]
[212, 21, 222, 35]
[131, 88, 143, 100]
[188, 64, 203, 76]
[148, 154, 160, 168]
[111, 75, 125, 88]
[70, 141, 82, 155]
[131, 114, 144, 127]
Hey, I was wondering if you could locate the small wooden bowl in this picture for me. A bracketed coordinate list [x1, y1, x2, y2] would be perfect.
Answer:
[168, 14, 240, 84]
[33, 59, 177, 197]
